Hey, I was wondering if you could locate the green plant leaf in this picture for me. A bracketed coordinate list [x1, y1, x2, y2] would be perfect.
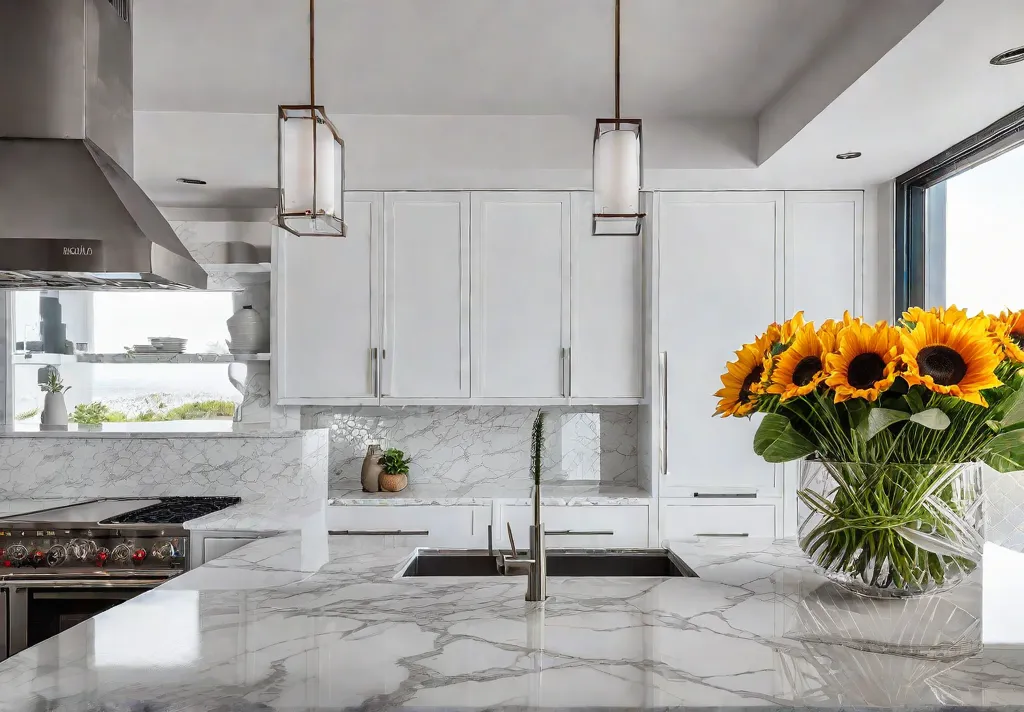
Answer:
[983, 430, 1024, 473]
[860, 408, 909, 442]
[904, 387, 926, 413]
[752, 413, 815, 463]
[908, 408, 951, 430]
[1000, 388, 1024, 426]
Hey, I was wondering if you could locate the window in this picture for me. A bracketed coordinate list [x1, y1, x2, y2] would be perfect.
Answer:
[895, 105, 1024, 313]
[12, 291, 243, 424]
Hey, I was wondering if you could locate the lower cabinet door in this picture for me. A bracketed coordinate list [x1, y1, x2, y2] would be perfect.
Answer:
[202, 536, 258, 564]
[327, 505, 490, 548]
[660, 501, 778, 540]
[497, 504, 649, 548]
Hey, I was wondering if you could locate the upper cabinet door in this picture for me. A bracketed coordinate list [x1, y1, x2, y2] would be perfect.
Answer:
[784, 191, 864, 323]
[658, 192, 784, 493]
[570, 192, 642, 401]
[471, 192, 571, 400]
[382, 193, 470, 399]
[274, 193, 381, 405]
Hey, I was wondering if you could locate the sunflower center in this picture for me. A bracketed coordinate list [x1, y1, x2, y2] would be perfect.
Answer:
[847, 353, 886, 389]
[738, 365, 764, 403]
[1011, 331, 1024, 348]
[792, 356, 823, 387]
[918, 345, 967, 386]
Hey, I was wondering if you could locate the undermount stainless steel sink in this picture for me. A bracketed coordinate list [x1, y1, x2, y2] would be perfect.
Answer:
[401, 549, 697, 578]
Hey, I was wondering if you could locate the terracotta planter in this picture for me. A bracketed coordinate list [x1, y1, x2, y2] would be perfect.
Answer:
[379, 473, 408, 492]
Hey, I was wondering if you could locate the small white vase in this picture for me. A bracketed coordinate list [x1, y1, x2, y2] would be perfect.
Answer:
[226, 305, 268, 354]
[41, 392, 68, 426]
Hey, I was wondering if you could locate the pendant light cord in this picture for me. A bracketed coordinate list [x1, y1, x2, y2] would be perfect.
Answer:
[309, 0, 318, 213]
[614, 0, 620, 126]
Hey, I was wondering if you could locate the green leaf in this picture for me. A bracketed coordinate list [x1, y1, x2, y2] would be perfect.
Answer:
[1000, 388, 1024, 426]
[752, 414, 816, 463]
[908, 408, 951, 430]
[983, 430, 1024, 473]
[904, 387, 926, 414]
[860, 408, 909, 442]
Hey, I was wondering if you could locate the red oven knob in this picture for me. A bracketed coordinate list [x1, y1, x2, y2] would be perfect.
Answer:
[131, 548, 147, 565]
[95, 549, 110, 566]
[1, 560, 11, 568]
[30, 551, 46, 568]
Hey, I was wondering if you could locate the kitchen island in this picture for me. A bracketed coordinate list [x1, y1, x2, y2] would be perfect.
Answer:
[0, 535, 1021, 711]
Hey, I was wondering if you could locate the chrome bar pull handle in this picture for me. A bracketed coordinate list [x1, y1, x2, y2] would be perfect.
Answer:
[560, 347, 568, 398]
[660, 351, 669, 475]
[370, 347, 379, 397]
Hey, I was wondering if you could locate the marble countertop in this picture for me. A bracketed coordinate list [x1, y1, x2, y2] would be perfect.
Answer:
[330, 481, 653, 506]
[1, 535, 1021, 711]
[0, 423, 321, 438]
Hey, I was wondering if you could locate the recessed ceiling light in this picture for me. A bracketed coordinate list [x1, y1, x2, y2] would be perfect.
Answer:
[175, 177, 207, 185]
[991, 46, 1024, 66]
[836, 152, 862, 160]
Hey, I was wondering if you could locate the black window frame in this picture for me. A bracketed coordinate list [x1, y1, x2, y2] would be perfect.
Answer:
[894, 105, 1024, 314]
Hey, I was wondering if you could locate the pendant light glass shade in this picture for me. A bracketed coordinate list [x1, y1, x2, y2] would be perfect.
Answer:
[277, 105, 346, 237]
[593, 118, 644, 236]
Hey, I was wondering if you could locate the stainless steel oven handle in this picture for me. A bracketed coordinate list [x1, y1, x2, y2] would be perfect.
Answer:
[9, 578, 172, 589]
[32, 590, 153, 600]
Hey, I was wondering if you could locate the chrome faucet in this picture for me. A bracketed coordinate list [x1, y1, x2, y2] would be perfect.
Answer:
[491, 483, 547, 601]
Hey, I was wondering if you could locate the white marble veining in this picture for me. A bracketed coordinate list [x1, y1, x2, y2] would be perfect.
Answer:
[0, 429, 328, 502]
[305, 405, 639, 493]
[0, 422, 307, 438]
[1, 536, 1022, 711]
[330, 482, 652, 506]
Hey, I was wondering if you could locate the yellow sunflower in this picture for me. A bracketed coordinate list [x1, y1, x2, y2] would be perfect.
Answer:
[779, 312, 805, 344]
[714, 327, 780, 417]
[901, 313, 1002, 406]
[902, 305, 969, 326]
[825, 322, 902, 402]
[714, 343, 767, 417]
[768, 323, 829, 401]
[991, 309, 1024, 362]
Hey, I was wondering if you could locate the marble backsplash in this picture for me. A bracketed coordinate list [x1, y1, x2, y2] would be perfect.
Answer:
[0, 430, 328, 501]
[302, 406, 639, 493]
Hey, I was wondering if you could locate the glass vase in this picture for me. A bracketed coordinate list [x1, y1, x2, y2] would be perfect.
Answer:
[798, 460, 984, 598]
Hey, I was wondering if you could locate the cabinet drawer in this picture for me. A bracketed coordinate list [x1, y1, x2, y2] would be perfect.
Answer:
[660, 502, 777, 539]
[327, 505, 490, 548]
[498, 504, 649, 548]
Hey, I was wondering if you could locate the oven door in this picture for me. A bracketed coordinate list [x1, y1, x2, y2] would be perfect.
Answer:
[7, 578, 173, 656]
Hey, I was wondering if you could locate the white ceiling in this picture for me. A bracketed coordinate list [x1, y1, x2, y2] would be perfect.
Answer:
[129, 0, 1024, 205]
[133, 0, 862, 118]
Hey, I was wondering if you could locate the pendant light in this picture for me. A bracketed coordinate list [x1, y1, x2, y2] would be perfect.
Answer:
[593, 0, 644, 236]
[277, 0, 346, 237]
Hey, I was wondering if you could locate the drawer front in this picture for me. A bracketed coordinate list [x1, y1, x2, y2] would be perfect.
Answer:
[203, 536, 257, 564]
[327, 505, 489, 548]
[660, 502, 777, 540]
[498, 505, 649, 548]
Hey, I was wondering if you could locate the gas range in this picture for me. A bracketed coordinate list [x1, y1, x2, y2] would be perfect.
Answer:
[0, 496, 239, 659]
[0, 497, 240, 576]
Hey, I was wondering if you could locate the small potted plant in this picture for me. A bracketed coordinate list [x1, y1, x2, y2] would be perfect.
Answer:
[39, 369, 70, 427]
[377, 448, 411, 492]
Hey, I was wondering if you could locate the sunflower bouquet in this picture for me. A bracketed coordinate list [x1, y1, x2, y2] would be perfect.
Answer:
[715, 307, 1024, 597]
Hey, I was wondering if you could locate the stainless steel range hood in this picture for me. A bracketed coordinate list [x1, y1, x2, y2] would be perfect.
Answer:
[0, 0, 207, 290]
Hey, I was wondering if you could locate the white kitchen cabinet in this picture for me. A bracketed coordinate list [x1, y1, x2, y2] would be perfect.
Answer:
[471, 192, 571, 401]
[657, 192, 784, 496]
[382, 193, 470, 399]
[784, 191, 864, 323]
[660, 500, 779, 539]
[327, 505, 490, 548]
[570, 193, 643, 402]
[190, 532, 262, 568]
[497, 503, 649, 548]
[274, 192, 382, 405]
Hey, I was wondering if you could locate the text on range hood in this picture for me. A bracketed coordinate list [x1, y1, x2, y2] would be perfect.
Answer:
[0, 0, 207, 290]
